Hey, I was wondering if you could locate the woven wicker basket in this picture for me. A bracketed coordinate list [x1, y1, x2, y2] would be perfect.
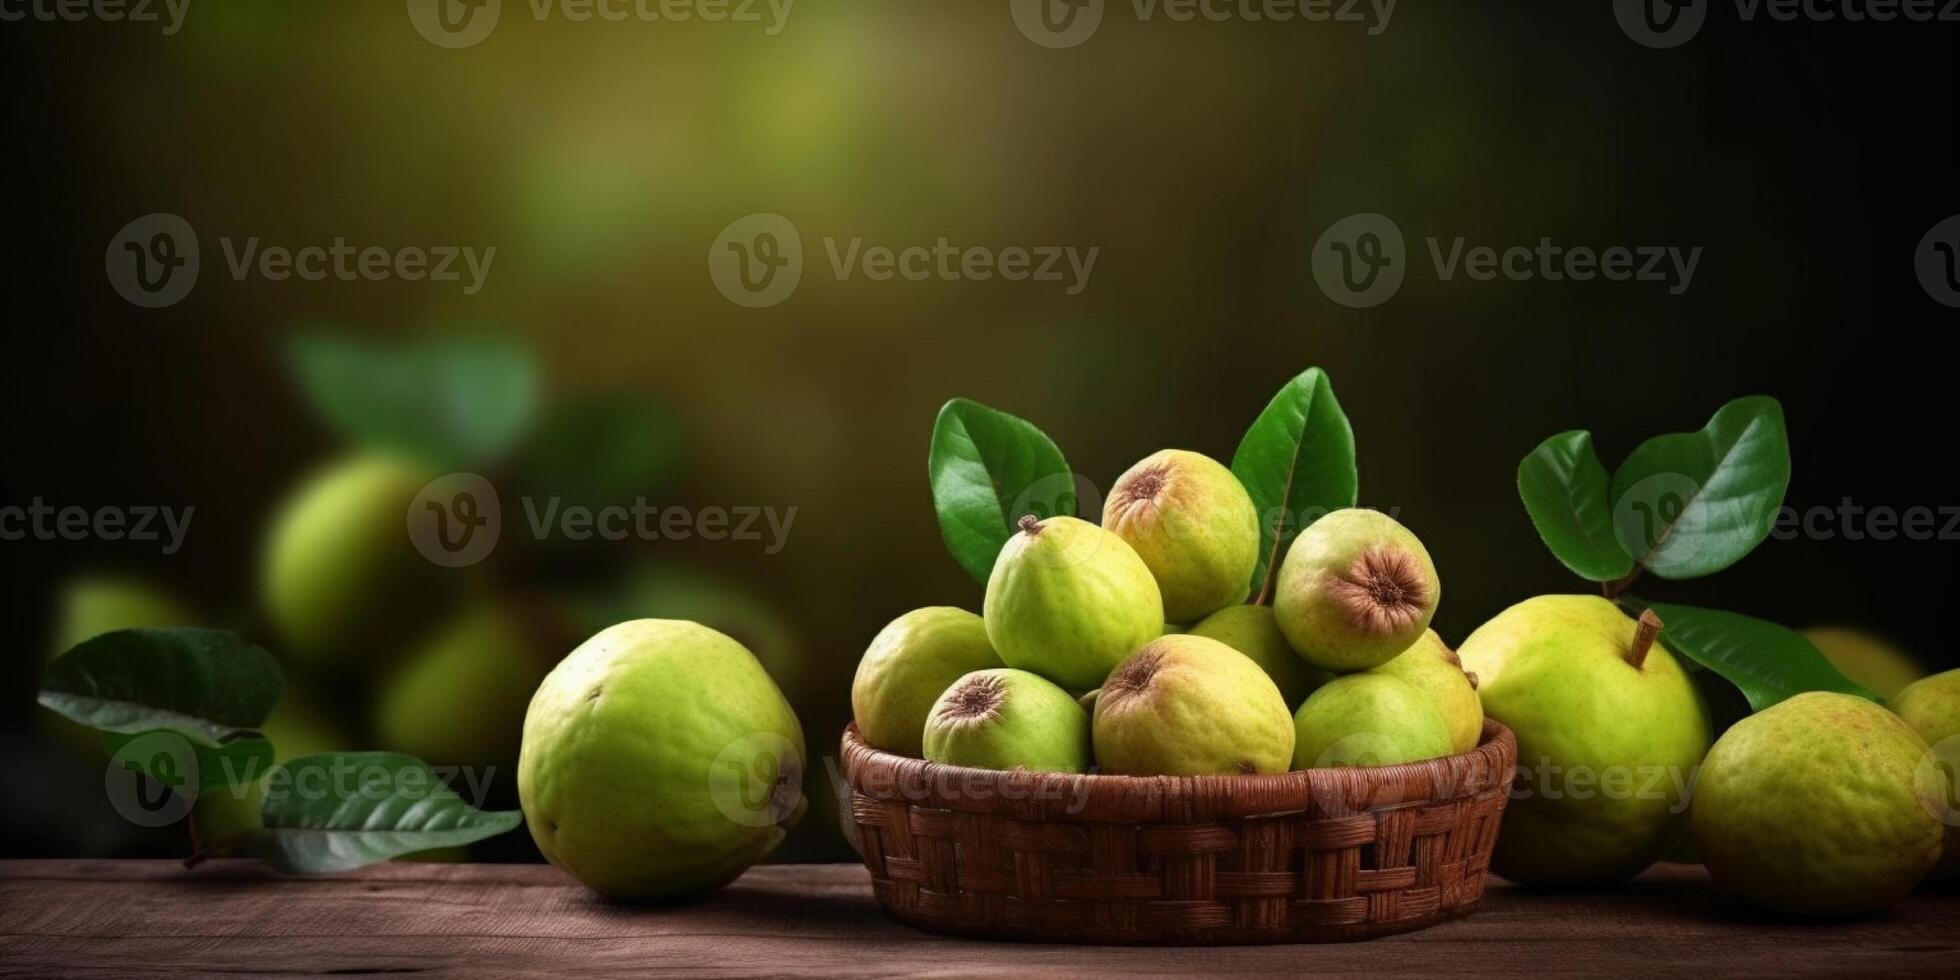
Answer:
[840, 719, 1516, 945]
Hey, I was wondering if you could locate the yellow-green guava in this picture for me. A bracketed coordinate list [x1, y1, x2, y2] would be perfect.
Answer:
[376, 602, 561, 770]
[1458, 595, 1710, 886]
[984, 515, 1163, 692]
[921, 668, 1089, 773]
[1693, 692, 1944, 915]
[1092, 635, 1293, 775]
[518, 619, 805, 901]
[261, 454, 463, 670]
[1804, 626, 1921, 699]
[851, 607, 1003, 758]
[1292, 673, 1453, 769]
[1370, 629, 1484, 753]
[44, 576, 198, 757]
[1101, 449, 1259, 622]
[1890, 669, 1960, 879]
[1273, 508, 1440, 671]
[1188, 604, 1330, 707]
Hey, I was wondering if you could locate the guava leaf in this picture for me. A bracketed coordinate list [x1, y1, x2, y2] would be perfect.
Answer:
[103, 730, 276, 795]
[1518, 430, 1634, 582]
[39, 628, 283, 745]
[1230, 368, 1357, 603]
[1609, 396, 1790, 581]
[287, 333, 539, 471]
[1618, 598, 1875, 713]
[242, 753, 522, 873]
[928, 398, 1076, 586]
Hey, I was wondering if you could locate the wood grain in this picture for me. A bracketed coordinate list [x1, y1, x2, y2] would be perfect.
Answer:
[0, 861, 1953, 978]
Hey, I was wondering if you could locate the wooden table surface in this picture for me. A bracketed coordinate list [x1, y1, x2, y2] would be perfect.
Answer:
[0, 860, 1954, 978]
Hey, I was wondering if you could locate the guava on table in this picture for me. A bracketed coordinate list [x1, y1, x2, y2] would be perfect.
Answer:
[1092, 634, 1293, 775]
[1292, 673, 1452, 769]
[1889, 669, 1960, 880]
[1370, 629, 1483, 753]
[1101, 449, 1259, 622]
[983, 515, 1163, 692]
[922, 668, 1089, 773]
[851, 607, 1003, 758]
[1273, 508, 1440, 671]
[1458, 595, 1710, 887]
[519, 619, 805, 901]
[1693, 692, 1945, 915]
[1188, 604, 1330, 708]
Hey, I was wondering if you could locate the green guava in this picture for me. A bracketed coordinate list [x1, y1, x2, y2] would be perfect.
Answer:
[1188, 604, 1330, 707]
[1693, 692, 1945, 915]
[922, 668, 1089, 773]
[984, 515, 1163, 692]
[1890, 669, 1960, 879]
[851, 607, 1004, 757]
[261, 454, 463, 670]
[1458, 595, 1710, 887]
[1292, 673, 1453, 769]
[1370, 629, 1484, 753]
[518, 619, 805, 901]
[377, 602, 561, 769]
[44, 576, 198, 757]
[1804, 626, 1922, 700]
[1092, 635, 1294, 775]
[1272, 508, 1440, 671]
[1101, 449, 1259, 622]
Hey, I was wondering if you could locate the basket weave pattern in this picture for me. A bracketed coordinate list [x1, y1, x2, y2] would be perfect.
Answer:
[841, 720, 1516, 944]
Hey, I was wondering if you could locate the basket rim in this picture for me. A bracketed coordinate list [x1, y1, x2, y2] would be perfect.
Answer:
[841, 718, 1516, 823]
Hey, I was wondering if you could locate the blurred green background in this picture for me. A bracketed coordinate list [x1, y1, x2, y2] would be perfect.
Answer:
[2, 3, 1955, 862]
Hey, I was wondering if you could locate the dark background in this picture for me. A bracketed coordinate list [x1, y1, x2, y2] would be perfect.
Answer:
[1, 2, 1954, 863]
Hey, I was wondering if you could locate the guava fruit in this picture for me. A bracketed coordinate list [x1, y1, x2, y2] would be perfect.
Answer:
[1804, 626, 1921, 699]
[519, 619, 805, 901]
[1890, 669, 1960, 879]
[1370, 629, 1484, 753]
[984, 515, 1164, 692]
[377, 602, 562, 769]
[1188, 604, 1330, 707]
[921, 668, 1090, 773]
[44, 576, 198, 757]
[262, 454, 463, 670]
[852, 607, 1004, 757]
[1693, 692, 1945, 915]
[1272, 508, 1440, 671]
[1458, 595, 1710, 886]
[1092, 635, 1294, 775]
[1102, 449, 1259, 622]
[1293, 673, 1453, 769]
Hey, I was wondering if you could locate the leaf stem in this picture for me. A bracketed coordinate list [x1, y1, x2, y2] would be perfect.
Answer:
[183, 832, 252, 869]
[1602, 565, 1644, 600]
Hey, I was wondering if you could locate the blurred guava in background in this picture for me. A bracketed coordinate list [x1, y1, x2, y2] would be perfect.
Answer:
[375, 601, 567, 774]
[43, 576, 199, 757]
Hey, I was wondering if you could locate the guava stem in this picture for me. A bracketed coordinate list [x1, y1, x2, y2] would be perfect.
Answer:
[1017, 514, 1042, 535]
[1627, 609, 1664, 670]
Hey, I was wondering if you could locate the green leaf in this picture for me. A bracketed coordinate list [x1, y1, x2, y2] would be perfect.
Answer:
[1620, 599, 1876, 713]
[39, 629, 283, 745]
[1609, 396, 1791, 580]
[104, 731, 275, 795]
[928, 398, 1076, 585]
[1518, 430, 1634, 582]
[246, 753, 523, 873]
[287, 333, 540, 470]
[515, 392, 686, 509]
[1229, 368, 1358, 603]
